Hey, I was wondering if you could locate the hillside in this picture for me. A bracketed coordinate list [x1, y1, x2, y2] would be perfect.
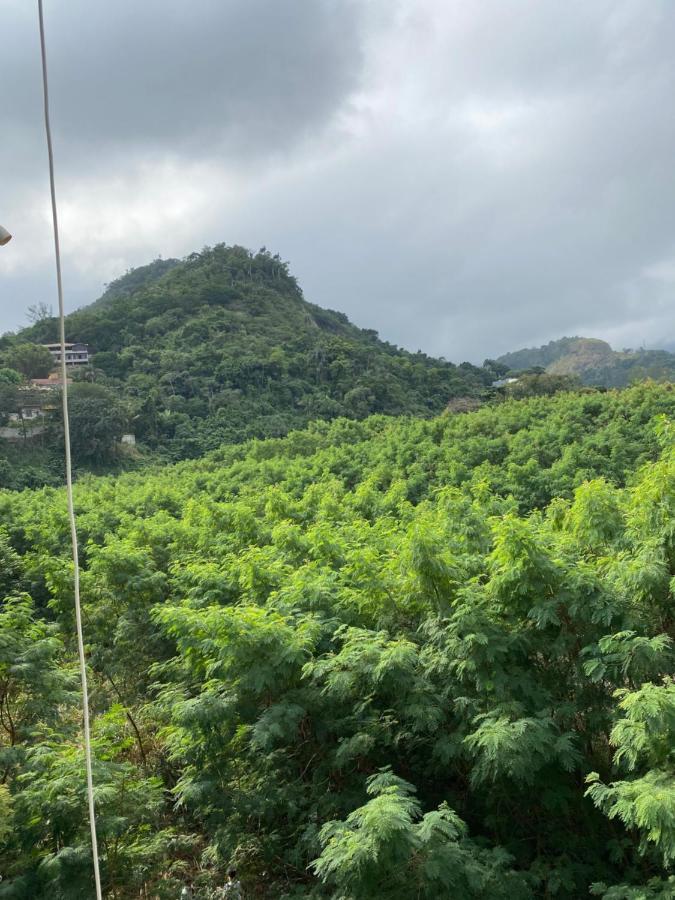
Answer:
[1, 382, 675, 898]
[498, 336, 675, 386]
[1, 245, 493, 466]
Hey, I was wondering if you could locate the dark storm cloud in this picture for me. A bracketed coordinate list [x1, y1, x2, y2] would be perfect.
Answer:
[2, 0, 675, 361]
[2, 0, 365, 163]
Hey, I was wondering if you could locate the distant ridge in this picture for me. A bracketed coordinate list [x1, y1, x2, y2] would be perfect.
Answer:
[498, 336, 675, 387]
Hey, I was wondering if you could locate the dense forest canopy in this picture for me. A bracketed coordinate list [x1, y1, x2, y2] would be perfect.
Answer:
[1, 382, 675, 897]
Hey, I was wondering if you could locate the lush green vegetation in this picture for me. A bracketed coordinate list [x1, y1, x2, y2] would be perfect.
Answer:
[1, 382, 675, 897]
[0, 379, 133, 491]
[1, 344, 54, 380]
[1, 245, 493, 472]
[499, 337, 675, 387]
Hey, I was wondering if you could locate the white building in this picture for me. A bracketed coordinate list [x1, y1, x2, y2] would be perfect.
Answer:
[43, 342, 90, 366]
[8, 405, 43, 422]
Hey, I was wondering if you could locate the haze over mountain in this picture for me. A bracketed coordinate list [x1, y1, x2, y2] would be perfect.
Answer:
[498, 336, 675, 387]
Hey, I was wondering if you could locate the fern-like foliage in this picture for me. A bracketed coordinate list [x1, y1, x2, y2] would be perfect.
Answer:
[312, 769, 531, 899]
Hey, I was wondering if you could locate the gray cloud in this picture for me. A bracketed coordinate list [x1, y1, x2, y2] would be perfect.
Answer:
[1, 0, 675, 362]
[3, 0, 365, 161]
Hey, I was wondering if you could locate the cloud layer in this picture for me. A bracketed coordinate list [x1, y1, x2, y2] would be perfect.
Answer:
[1, 0, 674, 361]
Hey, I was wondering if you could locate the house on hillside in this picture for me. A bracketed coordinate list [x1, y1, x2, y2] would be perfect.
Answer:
[1, 388, 52, 441]
[491, 377, 520, 388]
[8, 403, 43, 422]
[1, 373, 75, 442]
[30, 372, 73, 391]
[42, 342, 90, 367]
[10, 379, 68, 422]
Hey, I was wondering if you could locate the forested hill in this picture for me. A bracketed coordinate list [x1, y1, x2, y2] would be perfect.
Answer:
[498, 335, 675, 386]
[2, 382, 675, 897]
[6, 244, 492, 459]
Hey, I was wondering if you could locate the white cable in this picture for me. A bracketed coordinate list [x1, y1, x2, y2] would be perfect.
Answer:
[37, 2, 103, 897]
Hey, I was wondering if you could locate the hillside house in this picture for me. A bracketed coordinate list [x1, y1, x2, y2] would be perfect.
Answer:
[43, 341, 90, 366]
[4, 378, 68, 426]
[0, 373, 74, 441]
[8, 403, 43, 422]
[30, 373, 73, 391]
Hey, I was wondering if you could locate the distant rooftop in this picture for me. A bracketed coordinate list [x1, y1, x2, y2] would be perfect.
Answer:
[43, 342, 89, 350]
[31, 373, 72, 389]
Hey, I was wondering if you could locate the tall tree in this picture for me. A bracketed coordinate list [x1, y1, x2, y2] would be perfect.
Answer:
[2, 343, 54, 380]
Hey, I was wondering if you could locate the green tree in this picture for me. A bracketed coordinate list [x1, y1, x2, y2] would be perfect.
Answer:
[0, 594, 72, 810]
[2, 344, 54, 380]
[313, 769, 530, 899]
[53, 383, 127, 465]
[0, 382, 21, 426]
[0, 369, 22, 386]
[504, 372, 580, 398]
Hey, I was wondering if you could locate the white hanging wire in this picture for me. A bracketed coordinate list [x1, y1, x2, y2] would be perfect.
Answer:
[37, 2, 103, 896]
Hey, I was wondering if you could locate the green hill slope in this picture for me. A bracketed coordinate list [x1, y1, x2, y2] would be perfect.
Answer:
[498, 336, 675, 386]
[1, 383, 675, 897]
[4, 245, 492, 463]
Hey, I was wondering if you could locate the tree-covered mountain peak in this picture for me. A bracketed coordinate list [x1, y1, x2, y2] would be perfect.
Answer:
[0, 244, 493, 475]
[25, 245, 328, 346]
[17, 243, 417, 353]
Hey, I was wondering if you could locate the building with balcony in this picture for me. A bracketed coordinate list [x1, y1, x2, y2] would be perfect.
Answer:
[43, 342, 90, 366]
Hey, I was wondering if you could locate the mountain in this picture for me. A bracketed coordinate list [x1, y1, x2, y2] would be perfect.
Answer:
[0, 244, 493, 468]
[498, 335, 675, 386]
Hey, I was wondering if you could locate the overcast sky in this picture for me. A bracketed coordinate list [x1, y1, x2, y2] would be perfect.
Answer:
[1, 0, 675, 362]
